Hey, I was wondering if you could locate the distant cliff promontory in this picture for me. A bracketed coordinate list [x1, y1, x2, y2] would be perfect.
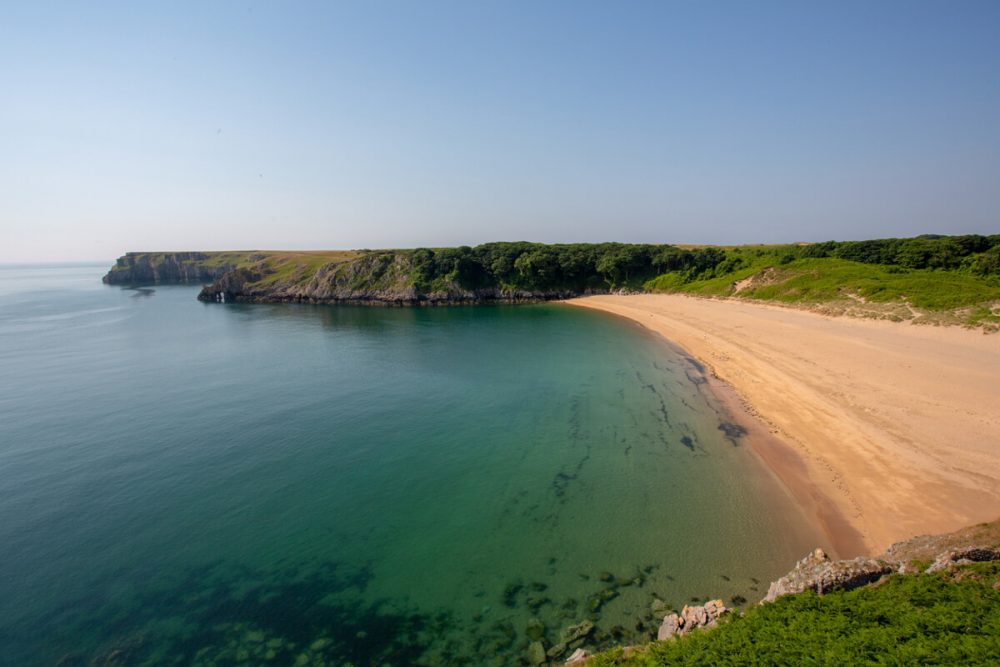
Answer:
[103, 252, 236, 285]
[103, 236, 1000, 323]
[106, 244, 688, 305]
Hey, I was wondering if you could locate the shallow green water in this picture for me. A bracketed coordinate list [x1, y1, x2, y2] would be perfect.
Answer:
[0, 265, 819, 666]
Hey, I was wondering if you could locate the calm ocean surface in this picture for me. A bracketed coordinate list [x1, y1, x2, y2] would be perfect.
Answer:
[0, 265, 819, 666]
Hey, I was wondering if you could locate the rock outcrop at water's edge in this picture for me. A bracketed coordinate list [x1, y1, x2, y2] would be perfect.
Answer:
[656, 599, 728, 640]
[195, 251, 599, 305]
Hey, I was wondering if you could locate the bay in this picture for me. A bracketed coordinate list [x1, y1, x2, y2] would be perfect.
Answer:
[0, 265, 818, 666]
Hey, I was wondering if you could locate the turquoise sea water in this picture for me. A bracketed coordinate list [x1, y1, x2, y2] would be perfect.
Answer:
[0, 265, 819, 666]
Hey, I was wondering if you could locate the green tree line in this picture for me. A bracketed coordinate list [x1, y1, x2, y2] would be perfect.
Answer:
[803, 234, 1000, 273]
[403, 242, 733, 292]
[398, 235, 1000, 292]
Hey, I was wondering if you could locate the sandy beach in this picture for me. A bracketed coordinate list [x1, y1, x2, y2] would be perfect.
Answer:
[570, 294, 1000, 556]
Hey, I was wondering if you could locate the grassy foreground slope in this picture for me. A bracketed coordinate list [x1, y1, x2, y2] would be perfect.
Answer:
[588, 561, 1000, 666]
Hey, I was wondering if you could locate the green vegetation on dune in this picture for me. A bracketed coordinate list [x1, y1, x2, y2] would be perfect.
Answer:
[653, 255, 1000, 310]
[589, 562, 1000, 666]
[641, 235, 1000, 323]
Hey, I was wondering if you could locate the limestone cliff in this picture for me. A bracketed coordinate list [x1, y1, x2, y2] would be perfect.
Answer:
[103, 252, 235, 285]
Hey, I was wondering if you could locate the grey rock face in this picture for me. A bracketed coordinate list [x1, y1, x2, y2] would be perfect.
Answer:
[703, 599, 726, 620]
[104, 252, 233, 285]
[925, 547, 1000, 573]
[656, 599, 728, 640]
[682, 604, 708, 628]
[764, 548, 892, 602]
[656, 613, 681, 641]
[526, 618, 546, 642]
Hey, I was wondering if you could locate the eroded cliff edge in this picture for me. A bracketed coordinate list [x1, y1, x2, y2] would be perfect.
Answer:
[103, 251, 236, 285]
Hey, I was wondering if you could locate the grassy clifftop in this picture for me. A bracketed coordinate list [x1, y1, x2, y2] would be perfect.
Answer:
[102, 250, 362, 285]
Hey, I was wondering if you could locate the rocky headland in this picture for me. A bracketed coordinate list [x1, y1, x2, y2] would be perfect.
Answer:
[103, 249, 608, 305]
[103, 251, 236, 285]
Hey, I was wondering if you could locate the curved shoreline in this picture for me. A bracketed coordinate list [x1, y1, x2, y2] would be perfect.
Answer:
[566, 294, 1000, 556]
[698, 364, 868, 558]
[649, 331, 868, 559]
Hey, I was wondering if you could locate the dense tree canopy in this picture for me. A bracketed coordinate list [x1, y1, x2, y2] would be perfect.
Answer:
[397, 235, 1000, 293]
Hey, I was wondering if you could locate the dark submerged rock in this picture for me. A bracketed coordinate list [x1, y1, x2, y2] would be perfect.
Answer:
[502, 582, 524, 608]
[525, 618, 546, 642]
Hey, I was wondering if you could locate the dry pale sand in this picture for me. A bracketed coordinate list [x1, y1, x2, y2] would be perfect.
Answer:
[569, 294, 1000, 556]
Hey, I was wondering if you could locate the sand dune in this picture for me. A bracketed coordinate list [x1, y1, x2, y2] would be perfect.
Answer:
[570, 294, 1000, 555]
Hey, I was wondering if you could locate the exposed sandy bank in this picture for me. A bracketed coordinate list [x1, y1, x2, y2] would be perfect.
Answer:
[569, 294, 1000, 556]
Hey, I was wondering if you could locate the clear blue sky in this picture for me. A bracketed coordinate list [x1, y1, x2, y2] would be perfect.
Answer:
[3, 1, 999, 261]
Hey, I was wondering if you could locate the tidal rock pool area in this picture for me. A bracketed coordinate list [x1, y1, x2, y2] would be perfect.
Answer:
[0, 266, 822, 665]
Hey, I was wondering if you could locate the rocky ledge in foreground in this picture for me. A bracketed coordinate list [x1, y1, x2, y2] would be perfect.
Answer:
[762, 548, 894, 602]
[569, 519, 1000, 666]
